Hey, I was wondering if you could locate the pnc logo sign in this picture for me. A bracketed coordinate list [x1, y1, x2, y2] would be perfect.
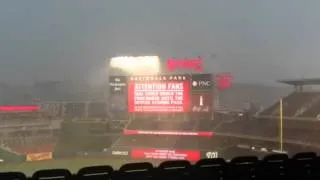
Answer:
[192, 80, 211, 87]
[166, 57, 203, 72]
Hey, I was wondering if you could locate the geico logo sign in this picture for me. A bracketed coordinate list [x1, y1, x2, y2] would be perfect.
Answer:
[192, 80, 211, 87]
[206, 151, 218, 158]
[112, 151, 129, 156]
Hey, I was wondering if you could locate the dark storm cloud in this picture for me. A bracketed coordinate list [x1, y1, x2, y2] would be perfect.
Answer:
[0, 0, 319, 85]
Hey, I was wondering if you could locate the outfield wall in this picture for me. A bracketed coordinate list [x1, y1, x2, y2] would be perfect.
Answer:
[52, 146, 220, 162]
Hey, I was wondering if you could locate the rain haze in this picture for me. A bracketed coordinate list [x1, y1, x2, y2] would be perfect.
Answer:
[0, 0, 319, 85]
[2, 1, 320, 173]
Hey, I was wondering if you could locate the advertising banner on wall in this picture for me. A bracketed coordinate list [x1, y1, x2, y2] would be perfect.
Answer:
[109, 76, 128, 94]
[123, 129, 213, 137]
[215, 73, 233, 91]
[191, 74, 213, 91]
[108, 147, 130, 158]
[26, 152, 53, 162]
[131, 148, 201, 161]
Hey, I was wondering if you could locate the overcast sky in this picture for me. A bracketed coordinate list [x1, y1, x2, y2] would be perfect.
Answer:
[0, 0, 319, 85]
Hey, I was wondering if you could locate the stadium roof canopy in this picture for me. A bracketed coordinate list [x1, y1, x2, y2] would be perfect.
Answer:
[278, 78, 320, 86]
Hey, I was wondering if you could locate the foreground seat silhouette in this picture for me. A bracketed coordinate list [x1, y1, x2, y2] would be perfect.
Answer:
[155, 160, 191, 180]
[2, 152, 320, 180]
[117, 162, 153, 180]
[293, 152, 317, 160]
[32, 169, 72, 180]
[310, 156, 320, 180]
[259, 153, 289, 179]
[193, 158, 226, 180]
[288, 152, 317, 180]
[0, 172, 26, 180]
[77, 165, 113, 180]
[227, 156, 259, 180]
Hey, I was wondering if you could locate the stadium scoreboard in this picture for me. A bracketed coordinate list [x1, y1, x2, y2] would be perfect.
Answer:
[109, 74, 213, 113]
[128, 75, 190, 112]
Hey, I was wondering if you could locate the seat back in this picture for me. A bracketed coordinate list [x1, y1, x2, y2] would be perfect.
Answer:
[0, 172, 27, 180]
[259, 153, 289, 179]
[156, 160, 191, 180]
[32, 169, 72, 180]
[228, 156, 259, 180]
[77, 165, 113, 180]
[288, 152, 317, 179]
[193, 158, 226, 180]
[117, 162, 153, 180]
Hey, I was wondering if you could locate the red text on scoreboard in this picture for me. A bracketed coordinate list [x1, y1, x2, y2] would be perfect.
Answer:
[128, 75, 190, 113]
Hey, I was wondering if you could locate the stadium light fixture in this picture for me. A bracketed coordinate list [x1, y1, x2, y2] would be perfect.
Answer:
[109, 56, 161, 75]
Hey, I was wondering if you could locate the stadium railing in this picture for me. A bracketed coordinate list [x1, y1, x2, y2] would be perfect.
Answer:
[1, 152, 320, 180]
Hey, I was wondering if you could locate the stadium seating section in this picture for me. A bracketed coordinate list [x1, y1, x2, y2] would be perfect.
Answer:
[249, 91, 320, 147]
[259, 92, 320, 118]
[1, 152, 320, 180]
[3, 91, 320, 179]
[126, 117, 219, 132]
[113, 135, 233, 150]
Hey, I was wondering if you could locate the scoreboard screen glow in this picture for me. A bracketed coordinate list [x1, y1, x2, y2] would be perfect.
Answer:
[128, 76, 190, 113]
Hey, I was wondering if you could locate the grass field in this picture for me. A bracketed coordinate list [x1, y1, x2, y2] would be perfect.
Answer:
[0, 158, 133, 176]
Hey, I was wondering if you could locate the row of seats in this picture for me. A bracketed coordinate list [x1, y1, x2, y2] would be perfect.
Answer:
[259, 92, 320, 118]
[280, 93, 316, 117]
[113, 136, 179, 148]
[10, 144, 54, 154]
[112, 136, 230, 151]
[1, 152, 319, 180]
[126, 119, 196, 131]
[215, 119, 274, 138]
[41, 101, 130, 119]
[115, 118, 320, 151]
[215, 119, 320, 146]
[126, 117, 223, 132]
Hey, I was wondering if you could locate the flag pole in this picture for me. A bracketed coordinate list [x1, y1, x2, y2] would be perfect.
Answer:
[279, 98, 283, 152]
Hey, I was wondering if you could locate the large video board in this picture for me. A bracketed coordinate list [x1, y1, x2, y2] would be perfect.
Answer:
[109, 74, 213, 113]
[128, 75, 190, 113]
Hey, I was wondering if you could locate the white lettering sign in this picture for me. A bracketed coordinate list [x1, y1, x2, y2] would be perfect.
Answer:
[206, 152, 218, 159]
[132, 82, 186, 112]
